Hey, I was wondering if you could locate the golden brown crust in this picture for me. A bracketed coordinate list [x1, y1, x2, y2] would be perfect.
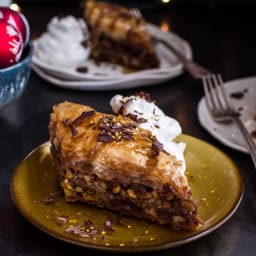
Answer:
[49, 101, 202, 230]
[84, 0, 160, 69]
[50, 102, 186, 192]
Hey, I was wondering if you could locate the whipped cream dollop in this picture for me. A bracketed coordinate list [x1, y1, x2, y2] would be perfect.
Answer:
[35, 16, 91, 68]
[110, 94, 186, 173]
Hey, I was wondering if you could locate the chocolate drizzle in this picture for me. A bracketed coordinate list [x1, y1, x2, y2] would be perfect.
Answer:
[126, 113, 146, 124]
[116, 91, 154, 124]
[230, 89, 248, 99]
[97, 115, 136, 143]
[64, 110, 96, 136]
[76, 66, 88, 73]
[151, 137, 164, 156]
[136, 91, 155, 103]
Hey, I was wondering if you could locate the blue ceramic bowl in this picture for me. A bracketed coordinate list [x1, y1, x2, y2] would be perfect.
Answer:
[0, 42, 33, 109]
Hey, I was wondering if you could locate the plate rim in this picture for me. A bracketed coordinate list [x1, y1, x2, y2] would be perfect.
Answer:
[31, 63, 177, 91]
[10, 135, 244, 252]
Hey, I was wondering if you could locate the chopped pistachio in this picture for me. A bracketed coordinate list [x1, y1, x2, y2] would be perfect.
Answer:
[127, 189, 137, 199]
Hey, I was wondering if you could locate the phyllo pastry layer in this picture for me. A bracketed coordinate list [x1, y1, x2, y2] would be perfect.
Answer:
[49, 101, 201, 231]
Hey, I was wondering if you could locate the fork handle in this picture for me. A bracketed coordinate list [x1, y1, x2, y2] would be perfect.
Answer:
[233, 116, 256, 167]
[155, 38, 212, 79]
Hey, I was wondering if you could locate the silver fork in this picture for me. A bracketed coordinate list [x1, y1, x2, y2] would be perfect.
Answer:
[203, 74, 256, 167]
[131, 8, 256, 167]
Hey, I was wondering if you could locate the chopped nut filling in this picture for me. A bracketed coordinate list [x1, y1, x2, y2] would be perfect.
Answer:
[60, 170, 199, 230]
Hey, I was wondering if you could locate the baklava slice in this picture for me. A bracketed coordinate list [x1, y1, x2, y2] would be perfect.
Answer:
[49, 101, 201, 231]
[84, 0, 160, 70]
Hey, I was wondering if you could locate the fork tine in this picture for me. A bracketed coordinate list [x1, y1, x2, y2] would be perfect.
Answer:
[212, 74, 227, 111]
[203, 75, 220, 113]
[205, 74, 229, 113]
[202, 76, 213, 112]
[216, 74, 233, 109]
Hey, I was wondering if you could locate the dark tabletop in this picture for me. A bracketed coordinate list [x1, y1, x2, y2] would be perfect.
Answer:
[1, 1, 256, 255]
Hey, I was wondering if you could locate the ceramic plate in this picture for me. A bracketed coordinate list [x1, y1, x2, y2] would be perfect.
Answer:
[198, 77, 256, 153]
[10, 135, 243, 252]
[31, 64, 174, 91]
[32, 23, 192, 90]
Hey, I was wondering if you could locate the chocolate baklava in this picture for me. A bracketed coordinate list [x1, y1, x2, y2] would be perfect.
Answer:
[49, 101, 201, 231]
[84, 0, 160, 70]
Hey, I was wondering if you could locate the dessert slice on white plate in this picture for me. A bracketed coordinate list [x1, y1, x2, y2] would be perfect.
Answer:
[84, 0, 160, 70]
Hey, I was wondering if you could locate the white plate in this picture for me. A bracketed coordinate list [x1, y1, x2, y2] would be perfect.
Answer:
[197, 77, 256, 153]
[32, 64, 174, 90]
[32, 23, 192, 90]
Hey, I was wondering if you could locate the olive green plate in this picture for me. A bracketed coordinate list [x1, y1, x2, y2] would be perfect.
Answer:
[10, 135, 243, 252]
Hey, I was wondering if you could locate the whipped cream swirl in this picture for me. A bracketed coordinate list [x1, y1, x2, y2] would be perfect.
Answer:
[35, 16, 91, 68]
[110, 94, 186, 173]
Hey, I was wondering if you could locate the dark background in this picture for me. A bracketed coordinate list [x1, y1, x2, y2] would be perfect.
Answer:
[13, 0, 256, 8]
[1, 0, 256, 255]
